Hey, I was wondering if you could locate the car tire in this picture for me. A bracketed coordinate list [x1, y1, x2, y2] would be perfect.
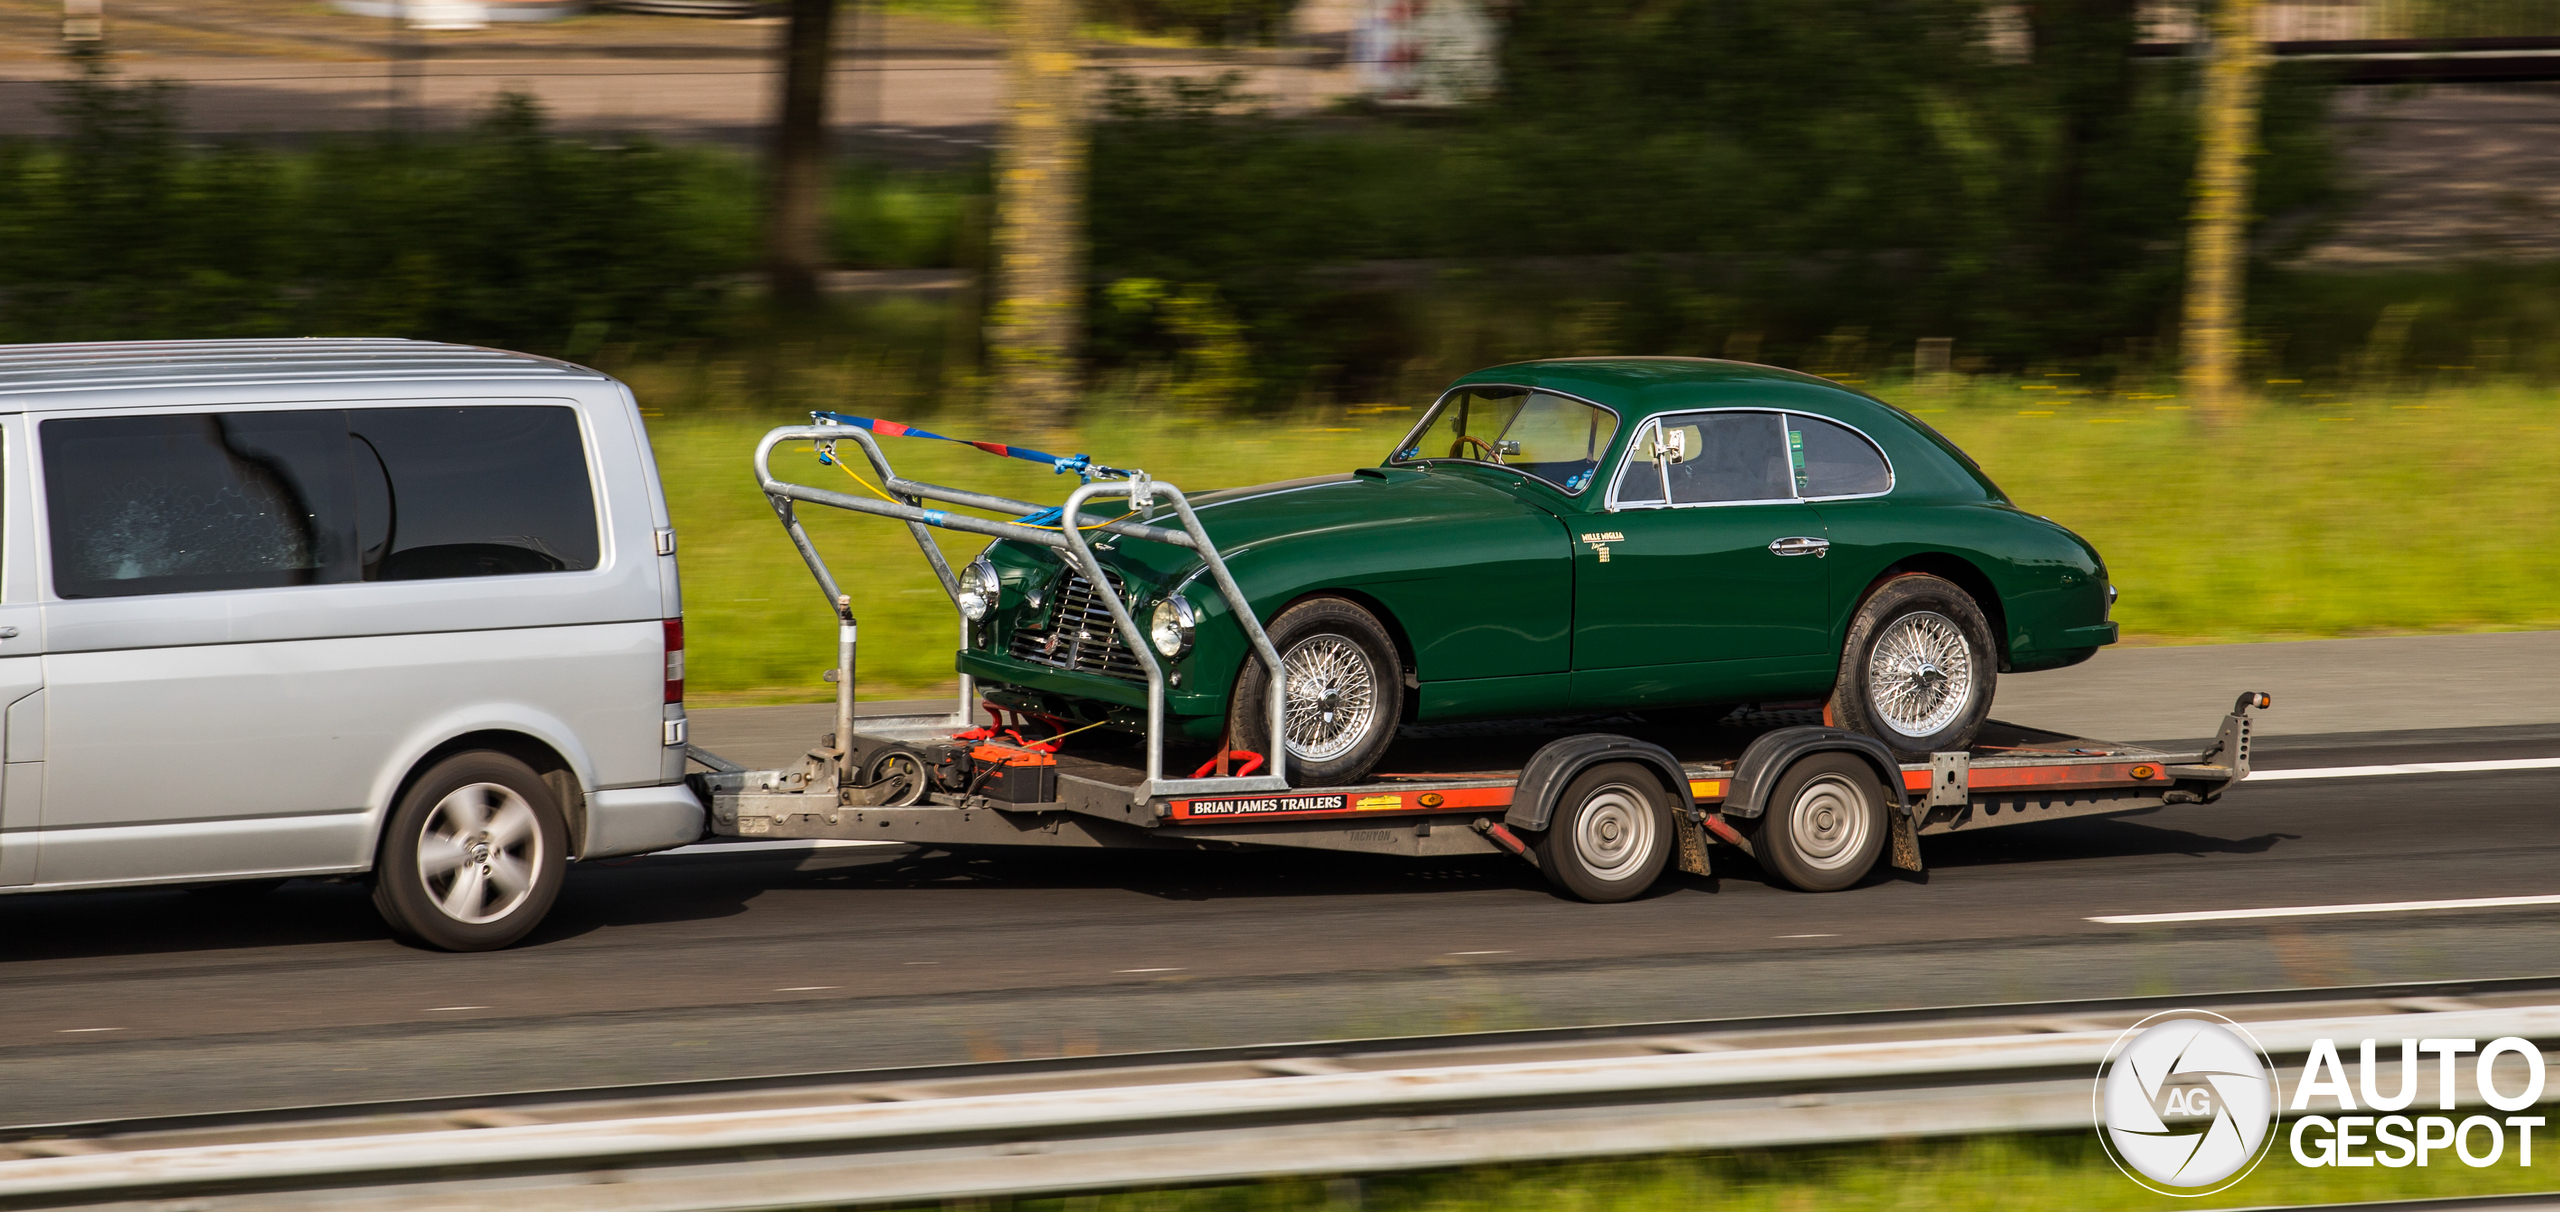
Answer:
[1227, 596, 1404, 787]
[371, 751, 568, 952]
[1831, 573, 1998, 760]
[1756, 752, 1889, 893]
[1533, 762, 1674, 903]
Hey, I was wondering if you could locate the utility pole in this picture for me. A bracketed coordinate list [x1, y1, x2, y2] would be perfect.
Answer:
[767, 0, 840, 308]
[987, 0, 1085, 422]
[2181, 0, 2267, 423]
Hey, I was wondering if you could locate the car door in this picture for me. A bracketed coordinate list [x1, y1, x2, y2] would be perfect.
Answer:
[0, 415, 44, 887]
[1569, 410, 1832, 709]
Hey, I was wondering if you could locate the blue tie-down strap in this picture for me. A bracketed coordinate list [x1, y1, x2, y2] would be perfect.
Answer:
[809, 411, 1133, 482]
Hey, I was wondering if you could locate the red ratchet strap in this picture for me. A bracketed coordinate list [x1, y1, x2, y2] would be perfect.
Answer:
[1190, 750, 1267, 779]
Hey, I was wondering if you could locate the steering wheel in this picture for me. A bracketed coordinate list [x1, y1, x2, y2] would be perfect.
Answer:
[1449, 434, 1503, 464]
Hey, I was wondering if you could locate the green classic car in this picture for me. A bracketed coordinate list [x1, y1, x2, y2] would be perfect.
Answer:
[956, 358, 2116, 786]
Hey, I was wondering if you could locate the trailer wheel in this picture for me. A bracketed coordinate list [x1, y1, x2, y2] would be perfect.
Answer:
[371, 751, 567, 952]
[1227, 597, 1404, 787]
[1534, 762, 1673, 903]
[1757, 752, 1889, 893]
[1831, 573, 1998, 760]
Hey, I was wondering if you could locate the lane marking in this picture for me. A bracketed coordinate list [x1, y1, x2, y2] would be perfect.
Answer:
[1447, 950, 1511, 956]
[1117, 967, 1183, 974]
[2090, 893, 2560, 925]
[2250, 757, 2560, 782]
[58, 1028, 121, 1033]
[1777, 933, 1838, 939]
[652, 839, 898, 858]
[776, 986, 838, 992]
[424, 1006, 489, 1012]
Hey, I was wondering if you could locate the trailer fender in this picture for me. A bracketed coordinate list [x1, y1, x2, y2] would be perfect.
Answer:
[1723, 727, 1907, 820]
[1504, 734, 1695, 833]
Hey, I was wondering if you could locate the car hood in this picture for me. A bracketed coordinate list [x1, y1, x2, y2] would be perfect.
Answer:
[1044, 467, 1557, 585]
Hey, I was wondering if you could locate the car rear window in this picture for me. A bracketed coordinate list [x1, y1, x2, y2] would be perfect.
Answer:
[43, 405, 596, 599]
[1786, 414, 1893, 498]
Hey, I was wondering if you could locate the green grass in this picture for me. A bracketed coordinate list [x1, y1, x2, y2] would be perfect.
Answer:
[644, 382, 2560, 704]
[853, 1128, 2560, 1210]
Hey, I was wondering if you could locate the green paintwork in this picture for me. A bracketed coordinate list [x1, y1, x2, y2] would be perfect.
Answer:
[957, 358, 2116, 740]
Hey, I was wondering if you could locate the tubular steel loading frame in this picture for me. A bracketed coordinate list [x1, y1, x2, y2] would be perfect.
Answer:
[750, 422, 1292, 800]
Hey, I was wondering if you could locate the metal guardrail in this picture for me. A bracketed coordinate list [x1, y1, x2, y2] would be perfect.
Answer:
[4, 985, 2557, 1210]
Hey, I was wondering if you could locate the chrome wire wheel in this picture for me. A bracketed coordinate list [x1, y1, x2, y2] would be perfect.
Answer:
[1280, 634, 1378, 763]
[1570, 783, 1658, 883]
[415, 782, 543, 926]
[1866, 610, 1974, 738]
[1786, 773, 1874, 873]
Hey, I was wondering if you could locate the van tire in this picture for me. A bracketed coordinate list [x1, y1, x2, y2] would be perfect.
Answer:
[372, 751, 568, 952]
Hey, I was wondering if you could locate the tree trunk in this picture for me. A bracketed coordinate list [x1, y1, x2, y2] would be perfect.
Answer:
[2182, 0, 2266, 422]
[767, 0, 839, 309]
[988, 0, 1085, 423]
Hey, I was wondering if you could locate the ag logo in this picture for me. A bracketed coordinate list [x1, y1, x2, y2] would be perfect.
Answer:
[2094, 1010, 2279, 1195]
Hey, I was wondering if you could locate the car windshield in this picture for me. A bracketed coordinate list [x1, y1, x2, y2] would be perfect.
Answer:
[1390, 388, 1619, 494]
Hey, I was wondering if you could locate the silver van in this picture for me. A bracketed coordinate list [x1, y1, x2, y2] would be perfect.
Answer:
[0, 338, 701, 950]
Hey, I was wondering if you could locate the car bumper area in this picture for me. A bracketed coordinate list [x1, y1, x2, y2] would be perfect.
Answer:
[958, 648, 1154, 709]
[582, 783, 707, 859]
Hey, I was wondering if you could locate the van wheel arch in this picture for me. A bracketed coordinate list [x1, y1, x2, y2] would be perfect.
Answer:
[383, 731, 586, 861]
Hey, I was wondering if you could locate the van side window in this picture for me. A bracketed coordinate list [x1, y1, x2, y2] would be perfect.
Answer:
[43, 412, 358, 599]
[348, 406, 598, 580]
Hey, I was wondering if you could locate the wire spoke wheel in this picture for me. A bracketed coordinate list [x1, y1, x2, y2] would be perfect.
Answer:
[1280, 634, 1378, 763]
[417, 782, 543, 926]
[1865, 609, 1973, 738]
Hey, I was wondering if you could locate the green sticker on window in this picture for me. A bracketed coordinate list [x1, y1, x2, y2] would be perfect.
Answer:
[1787, 426, 1810, 494]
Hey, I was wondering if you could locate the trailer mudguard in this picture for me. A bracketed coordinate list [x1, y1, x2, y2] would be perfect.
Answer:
[1503, 734, 1695, 833]
[1722, 726, 1907, 820]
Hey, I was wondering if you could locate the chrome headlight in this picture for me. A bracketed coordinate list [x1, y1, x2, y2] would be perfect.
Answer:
[958, 559, 1000, 621]
[1149, 596, 1196, 658]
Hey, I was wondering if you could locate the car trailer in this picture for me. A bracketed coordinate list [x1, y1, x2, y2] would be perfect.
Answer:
[688, 420, 2267, 901]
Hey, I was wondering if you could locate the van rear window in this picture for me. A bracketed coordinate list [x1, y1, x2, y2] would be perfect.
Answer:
[43, 405, 596, 599]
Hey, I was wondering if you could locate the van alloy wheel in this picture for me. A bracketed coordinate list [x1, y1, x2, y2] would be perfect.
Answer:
[416, 782, 544, 926]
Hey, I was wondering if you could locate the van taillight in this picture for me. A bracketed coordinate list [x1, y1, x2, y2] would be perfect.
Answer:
[664, 618, 685, 703]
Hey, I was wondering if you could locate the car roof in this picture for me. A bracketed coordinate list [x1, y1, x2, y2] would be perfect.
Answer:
[1449, 356, 1876, 419]
[0, 338, 608, 411]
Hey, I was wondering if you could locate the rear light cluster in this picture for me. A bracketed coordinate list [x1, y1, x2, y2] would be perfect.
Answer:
[664, 618, 685, 703]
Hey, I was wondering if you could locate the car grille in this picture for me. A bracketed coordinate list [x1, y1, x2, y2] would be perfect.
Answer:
[1008, 569, 1148, 681]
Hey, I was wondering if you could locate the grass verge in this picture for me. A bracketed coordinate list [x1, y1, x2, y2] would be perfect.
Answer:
[857, 1128, 2560, 1210]
[648, 383, 2560, 703]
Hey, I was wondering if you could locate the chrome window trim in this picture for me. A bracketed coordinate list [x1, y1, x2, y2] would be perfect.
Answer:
[1386, 383, 1623, 497]
[1605, 407, 1896, 511]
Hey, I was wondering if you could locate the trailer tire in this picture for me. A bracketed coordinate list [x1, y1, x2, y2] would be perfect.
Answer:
[1228, 597, 1404, 787]
[1757, 752, 1889, 893]
[371, 751, 567, 952]
[1533, 762, 1673, 903]
[1831, 573, 1998, 760]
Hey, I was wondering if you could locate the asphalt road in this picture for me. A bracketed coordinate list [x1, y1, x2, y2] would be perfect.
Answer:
[1, 723, 2555, 1127]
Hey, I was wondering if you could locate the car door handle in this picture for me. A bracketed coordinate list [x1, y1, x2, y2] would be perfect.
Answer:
[0, 628, 17, 639]
[1769, 536, 1830, 558]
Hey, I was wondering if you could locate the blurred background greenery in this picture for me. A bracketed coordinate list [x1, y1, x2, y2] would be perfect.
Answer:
[5, 1, 2558, 701]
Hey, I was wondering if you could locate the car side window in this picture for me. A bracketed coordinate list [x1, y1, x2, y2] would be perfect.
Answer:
[1787, 413, 1892, 498]
[43, 411, 359, 599]
[1664, 411, 1792, 505]
[348, 406, 598, 580]
[1614, 421, 1669, 505]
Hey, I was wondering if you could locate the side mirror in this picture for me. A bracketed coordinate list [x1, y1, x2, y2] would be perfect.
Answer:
[1493, 439, 1522, 456]
[1654, 428, 1687, 464]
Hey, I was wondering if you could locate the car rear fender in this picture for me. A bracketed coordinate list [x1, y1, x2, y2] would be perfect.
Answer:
[1851, 554, 2011, 670]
